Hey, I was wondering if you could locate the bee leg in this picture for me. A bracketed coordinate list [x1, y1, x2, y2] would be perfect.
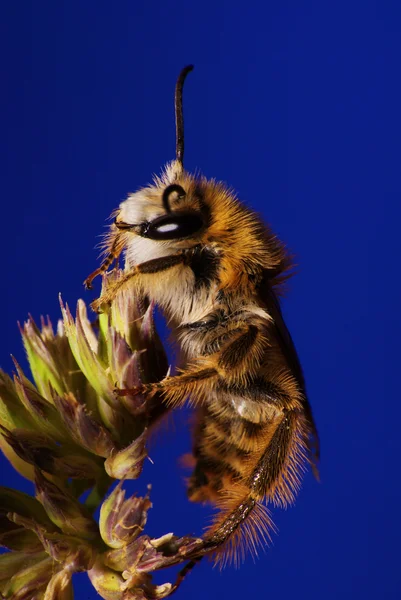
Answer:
[247, 408, 309, 505]
[116, 366, 218, 404]
[171, 558, 203, 594]
[177, 492, 267, 565]
[84, 234, 124, 289]
[183, 410, 309, 563]
[114, 383, 150, 397]
[175, 492, 268, 566]
[204, 496, 259, 553]
[162, 324, 266, 406]
[91, 252, 189, 311]
[118, 322, 265, 405]
[217, 324, 261, 373]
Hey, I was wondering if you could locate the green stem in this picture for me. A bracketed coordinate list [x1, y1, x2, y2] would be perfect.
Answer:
[84, 474, 113, 513]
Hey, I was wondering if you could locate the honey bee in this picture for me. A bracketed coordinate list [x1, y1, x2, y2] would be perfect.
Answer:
[85, 65, 319, 576]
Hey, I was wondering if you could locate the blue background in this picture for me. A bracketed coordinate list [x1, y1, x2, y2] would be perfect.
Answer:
[1, 1, 401, 599]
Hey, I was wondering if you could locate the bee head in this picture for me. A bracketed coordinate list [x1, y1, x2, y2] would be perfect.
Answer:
[114, 65, 206, 245]
[114, 177, 206, 243]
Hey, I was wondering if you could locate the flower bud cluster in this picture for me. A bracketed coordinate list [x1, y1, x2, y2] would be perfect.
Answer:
[0, 273, 199, 599]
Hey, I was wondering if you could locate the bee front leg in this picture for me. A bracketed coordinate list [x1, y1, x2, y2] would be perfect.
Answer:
[91, 251, 191, 312]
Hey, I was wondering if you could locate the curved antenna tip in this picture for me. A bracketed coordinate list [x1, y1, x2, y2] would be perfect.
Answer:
[181, 64, 194, 76]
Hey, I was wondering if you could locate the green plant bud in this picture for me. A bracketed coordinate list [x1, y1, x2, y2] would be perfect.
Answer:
[124, 574, 173, 600]
[51, 392, 116, 458]
[0, 486, 60, 551]
[0, 371, 37, 431]
[43, 569, 73, 600]
[138, 305, 169, 386]
[88, 557, 143, 600]
[0, 427, 59, 475]
[109, 492, 151, 547]
[60, 299, 140, 444]
[99, 482, 125, 550]
[1, 555, 53, 599]
[0, 373, 38, 480]
[113, 361, 148, 419]
[107, 329, 138, 385]
[60, 300, 115, 403]
[104, 430, 147, 480]
[107, 337, 145, 415]
[7, 510, 97, 574]
[20, 317, 69, 400]
[106, 274, 146, 350]
[0, 551, 47, 584]
[116, 534, 202, 575]
[104, 536, 147, 573]
[0, 487, 57, 528]
[0, 427, 104, 480]
[100, 483, 151, 550]
[0, 517, 43, 552]
[13, 368, 72, 443]
[34, 530, 97, 572]
[35, 471, 98, 540]
[0, 440, 35, 481]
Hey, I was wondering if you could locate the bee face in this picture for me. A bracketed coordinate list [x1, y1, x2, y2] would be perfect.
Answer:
[115, 167, 208, 267]
[116, 185, 205, 241]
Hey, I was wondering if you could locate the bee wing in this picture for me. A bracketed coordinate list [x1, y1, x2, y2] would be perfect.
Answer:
[259, 272, 320, 477]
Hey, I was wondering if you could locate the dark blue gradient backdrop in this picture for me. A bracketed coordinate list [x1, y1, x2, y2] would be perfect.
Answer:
[1, 2, 401, 599]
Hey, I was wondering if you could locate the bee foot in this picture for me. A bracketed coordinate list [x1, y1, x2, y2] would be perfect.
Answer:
[114, 385, 144, 397]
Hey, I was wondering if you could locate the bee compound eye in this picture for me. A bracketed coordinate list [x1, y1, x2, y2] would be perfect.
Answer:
[142, 212, 204, 241]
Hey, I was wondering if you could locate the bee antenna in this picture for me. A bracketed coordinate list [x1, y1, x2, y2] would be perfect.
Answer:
[175, 65, 194, 167]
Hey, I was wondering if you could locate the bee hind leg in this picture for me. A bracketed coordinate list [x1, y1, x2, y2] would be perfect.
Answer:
[182, 409, 309, 566]
[170, 558, 203, 595]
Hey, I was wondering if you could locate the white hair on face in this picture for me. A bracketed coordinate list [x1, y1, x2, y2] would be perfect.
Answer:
[117, 162, 190, 269]
[124, 236, 172, 269]
[118, 191, 163, 226]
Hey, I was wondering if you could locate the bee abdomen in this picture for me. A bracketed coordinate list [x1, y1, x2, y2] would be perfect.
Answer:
[187, 407, 271, 503]
[187, 451, 245, 503]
